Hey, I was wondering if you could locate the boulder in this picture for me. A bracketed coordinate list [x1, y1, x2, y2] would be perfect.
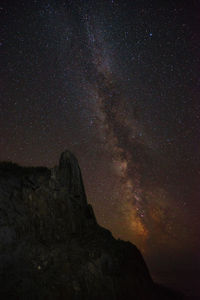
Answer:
[0, 151, 182, 299]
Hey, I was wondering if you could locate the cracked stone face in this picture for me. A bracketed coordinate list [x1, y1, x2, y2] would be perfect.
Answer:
[0, 151, 181, 300]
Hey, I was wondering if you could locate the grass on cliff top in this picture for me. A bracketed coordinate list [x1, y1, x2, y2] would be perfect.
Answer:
[0, 161, 50, 177]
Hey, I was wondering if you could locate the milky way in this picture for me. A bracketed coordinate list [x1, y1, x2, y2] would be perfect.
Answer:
[1, 0, 200, 296]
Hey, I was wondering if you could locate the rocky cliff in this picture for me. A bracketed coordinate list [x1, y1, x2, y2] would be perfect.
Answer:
[0, 151, 182, 299]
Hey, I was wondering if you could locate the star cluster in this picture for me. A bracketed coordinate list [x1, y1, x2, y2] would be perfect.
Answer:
[1, 0, 200, 296]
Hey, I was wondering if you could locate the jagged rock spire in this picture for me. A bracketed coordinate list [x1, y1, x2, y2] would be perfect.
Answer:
[58, 150, 87, 202]
[0, 152, 179, 299]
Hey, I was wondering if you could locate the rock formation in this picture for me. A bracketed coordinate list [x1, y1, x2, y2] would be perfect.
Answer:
[0, 150, 183, 299]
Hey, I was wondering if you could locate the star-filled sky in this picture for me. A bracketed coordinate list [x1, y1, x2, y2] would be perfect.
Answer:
[1, 0, 200, 296]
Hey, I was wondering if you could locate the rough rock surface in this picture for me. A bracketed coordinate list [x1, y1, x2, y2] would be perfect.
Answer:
[0, 150, 182, 299]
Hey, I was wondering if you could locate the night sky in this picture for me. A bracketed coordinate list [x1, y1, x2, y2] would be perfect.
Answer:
[1, 0, 200, 297]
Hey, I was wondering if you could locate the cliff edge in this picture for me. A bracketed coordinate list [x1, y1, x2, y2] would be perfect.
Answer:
[0, 151, 182, 299]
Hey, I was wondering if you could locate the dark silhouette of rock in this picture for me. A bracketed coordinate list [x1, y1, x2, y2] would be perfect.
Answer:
[0, 151, 183, 299]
